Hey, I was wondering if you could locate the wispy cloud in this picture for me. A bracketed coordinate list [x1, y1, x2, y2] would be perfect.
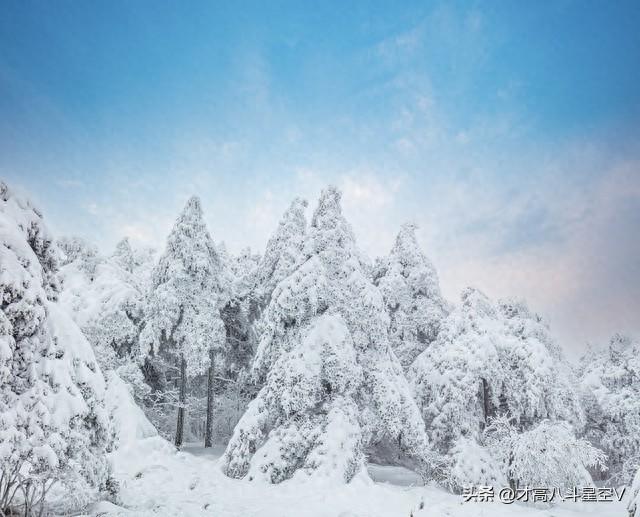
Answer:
[2, 1, 638, 354]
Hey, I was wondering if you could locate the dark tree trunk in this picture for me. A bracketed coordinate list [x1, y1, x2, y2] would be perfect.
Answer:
[205, 348, 215, 448]
[175, 356, 187, 447]
[479, 377, 490, 431]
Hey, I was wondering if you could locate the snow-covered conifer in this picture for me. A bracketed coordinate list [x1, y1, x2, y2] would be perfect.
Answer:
[57, 236, 99, 276]
[222, 186, 431, 483]
[0, 181, 110, 514]
[408, 288, 583, 485]
[373, 223, 448, 369]
[254, 197, 307, 304]
[579, 334, 640, 484]
[410, 288, 583, 457]
[112, 237, 135, 273]
[139, 196, 228, 447]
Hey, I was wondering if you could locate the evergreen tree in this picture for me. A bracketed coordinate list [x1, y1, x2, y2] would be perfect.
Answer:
[409, 287, 589, 487]
[373, 223, 448, 369]
[254, 197, 307, 304]
[222, 186, 431, 483]
[57, 236, 100, 277]
[111, 237, 135, 273]
[0, 181, 110, 515]
[410, 288, 583, 454]
[222, 198, 307, 378]
[579, 334, 640, 484]
[139, 196, 227, 447]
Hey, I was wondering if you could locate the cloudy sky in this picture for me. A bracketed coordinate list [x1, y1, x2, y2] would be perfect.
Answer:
[1, 1, 639, 354]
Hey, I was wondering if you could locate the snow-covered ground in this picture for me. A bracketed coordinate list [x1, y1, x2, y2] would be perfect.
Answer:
[84, 437, 627, 517]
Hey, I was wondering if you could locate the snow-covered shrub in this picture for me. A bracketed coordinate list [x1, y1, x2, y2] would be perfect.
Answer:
[373, 223, 449, 369]
[445, 437, 506, 493]
[579, 334, 640, 484]
[58, 237, 147, 373]
[0, 181, 110, 515]
[222, 186, 432, 484]
[485, 417, 606, 489]
[57, 235, 99, 276]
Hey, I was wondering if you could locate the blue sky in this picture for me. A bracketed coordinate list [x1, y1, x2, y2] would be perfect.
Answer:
[1, 0, 639, 352]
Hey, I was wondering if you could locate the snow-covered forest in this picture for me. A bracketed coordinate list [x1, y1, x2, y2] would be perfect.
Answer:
[1, 179, 638, 517]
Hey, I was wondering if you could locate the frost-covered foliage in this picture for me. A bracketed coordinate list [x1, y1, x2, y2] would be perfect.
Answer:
[444, 436, 506, 493]
[58, 235, 100, 276]
[222, 186, 431, 484]
[0, 181, 110, 514]
[233, 199, 307, 370]
[213, 246, 258, 378]
[227, 246, 260, 293]
[373, 223, 448, 369]
[57, 235, 161, 443]
[140, 196, 229, 446]
[140, 196, 227, 377]
[579, 334, 640, 484]
[254, 197, 307, 303]
[57, 237, 150, 374]
[112, 237, 135, 273]
[218, 199, 308, 379]
[410, 287, 583, 456]
[485, 417, 606, 489]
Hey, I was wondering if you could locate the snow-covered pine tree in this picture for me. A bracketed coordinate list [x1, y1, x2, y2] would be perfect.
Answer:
[217, 245, 259, 379]
[139, 196, 228, 447]
[409, 288, 588, 487]
[111, 237, 135, 273]
[220, 198, 308, 379]
[0, 181, 110, 515]
[373, 223, 448, 369]
[208, 198, 308, 433]
[579, 334, 640, 484]
[254, 197, 307, 305]
[221, 186, 432, 484]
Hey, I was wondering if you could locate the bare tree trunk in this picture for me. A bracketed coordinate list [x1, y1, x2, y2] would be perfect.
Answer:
[175, 356, 187, 447]
[204, 348, 215, 448]
[479, 377, 490, 431]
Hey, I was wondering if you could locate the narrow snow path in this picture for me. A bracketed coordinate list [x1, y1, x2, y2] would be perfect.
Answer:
[86, 437, 627, 517]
